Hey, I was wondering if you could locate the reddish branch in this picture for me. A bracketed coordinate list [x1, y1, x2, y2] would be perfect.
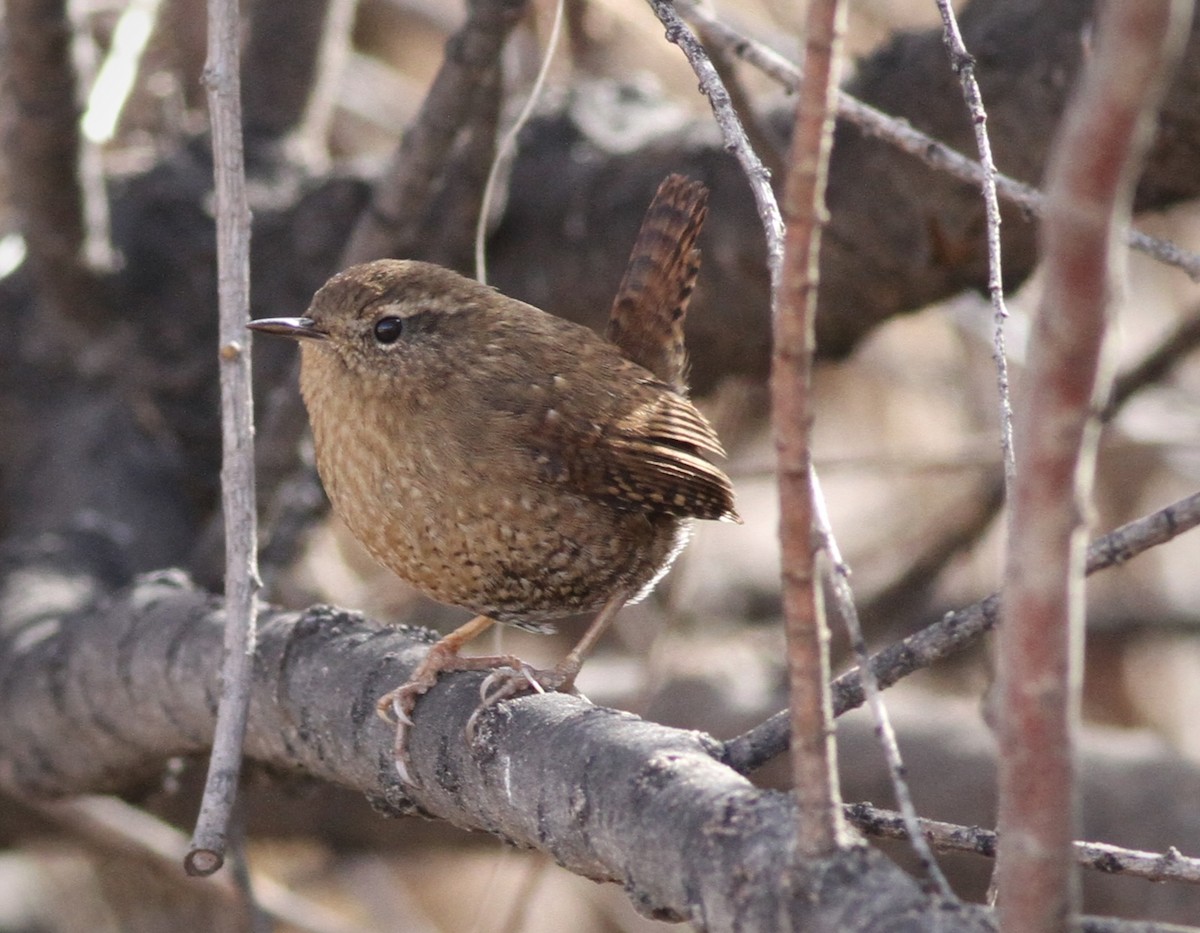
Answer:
[772, 0, 848, 857]
[996, 3, 1192, 930]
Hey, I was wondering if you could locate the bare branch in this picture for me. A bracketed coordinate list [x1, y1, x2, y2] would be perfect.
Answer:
[645, 0, 783, 288]
[933, 0, 1015, 506]
[769, 0, 848, 859]
[674, 0, 1200, 284]
[342, 0, 527, 265]
[846, 802, 1200, 889]
[188, 0, 260, 877]
[996, 7, 1191, 925]
[482, 5, 1200, 382]
[0, 571, 995, 933]
[701, 36, 787, 183]
[863, 299, 1200, 629]
[721, 488, 1200, 775]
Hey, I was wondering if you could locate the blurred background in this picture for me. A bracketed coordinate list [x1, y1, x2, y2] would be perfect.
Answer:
[2, 0, 1200, 929]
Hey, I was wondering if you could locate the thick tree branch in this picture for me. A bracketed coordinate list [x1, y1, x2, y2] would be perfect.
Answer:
[6, 554, 1200, 929]
[342, 0, 526, 265]
[0, 567, 998, 932]
[4, 0, 110, 338]
[2, 1, 1200, 925]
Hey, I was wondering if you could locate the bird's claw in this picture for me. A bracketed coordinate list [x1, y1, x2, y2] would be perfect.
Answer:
[465, 663, 572, 739]
[376, 670, 443, 784]
[392, 703, 414, 727]
[390, 711, 414, 784]
[380, 654, 579, 779]
[375, 679, 428, 727]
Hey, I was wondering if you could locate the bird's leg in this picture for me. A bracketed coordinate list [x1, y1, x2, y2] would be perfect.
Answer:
[381, 613, 540, 782]
[378, 613, 527, 723]
[468, 590, 630, 736]
[545, 588, 629, 692]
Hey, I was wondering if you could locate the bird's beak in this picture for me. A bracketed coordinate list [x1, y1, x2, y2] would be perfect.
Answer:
[247, 317, 328, 340]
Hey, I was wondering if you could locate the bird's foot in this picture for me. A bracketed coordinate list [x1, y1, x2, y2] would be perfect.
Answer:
[378, 643, 530, 783]
[376, 645, 455, 727]
[465, 661, 581, 739]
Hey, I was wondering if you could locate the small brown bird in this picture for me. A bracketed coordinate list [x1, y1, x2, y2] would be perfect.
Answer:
[250, 175, 736, 776]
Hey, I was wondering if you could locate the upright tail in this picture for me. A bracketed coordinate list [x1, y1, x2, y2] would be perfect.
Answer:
[606, 174, 708, 394]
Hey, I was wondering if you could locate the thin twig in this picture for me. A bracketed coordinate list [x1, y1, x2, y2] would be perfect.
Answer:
[187, 0, 260, 877]
[996, 4, 1190, 928]
[703, 37, 787, 182]
[475, 0, 565, 285]
[721, 488, 1200, 775]
[770, 0, 847, 858]
[646, 0, 784, 289]
[655, 0, 960, 876]
[673, 0, 1200, 283]
[645, 0, 865, 687]
[864, 299, 1200, 627]
[812, 472, 955, 898]
[845, 802, 1200, 887]
[934, 0, 1015, 501]
[1105, 308, 1200, 419]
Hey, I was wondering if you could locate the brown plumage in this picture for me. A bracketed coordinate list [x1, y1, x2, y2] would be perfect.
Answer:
[249, 176, 735, 777]
[606, 174, 707, 393]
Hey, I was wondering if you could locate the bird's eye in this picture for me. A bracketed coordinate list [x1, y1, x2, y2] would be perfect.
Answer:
[373, 316, 405, 345]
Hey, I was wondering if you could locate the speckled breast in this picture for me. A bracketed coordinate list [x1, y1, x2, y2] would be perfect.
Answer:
[306, 379, 687, 628]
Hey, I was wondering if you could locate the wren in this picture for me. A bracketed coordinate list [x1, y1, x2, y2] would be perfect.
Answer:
[249, 175, 737, 777]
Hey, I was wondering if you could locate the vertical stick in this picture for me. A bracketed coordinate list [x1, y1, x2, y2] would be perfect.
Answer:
[186, 0, 259, 876]
[996, 2, 1190, 928]
[645, 0, 784, 286]
[932, 0, 1016, 499]
[773, 0, 847, 857]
